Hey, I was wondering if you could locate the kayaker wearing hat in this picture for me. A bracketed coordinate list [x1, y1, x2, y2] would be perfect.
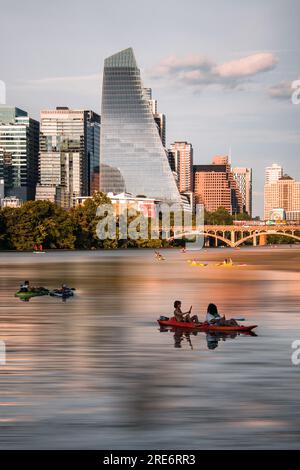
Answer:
[206, 303, 238, 327]
[174, 300, 199, 323]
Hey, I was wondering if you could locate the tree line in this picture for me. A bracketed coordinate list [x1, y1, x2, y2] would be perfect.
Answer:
[0, 196, 295, 251]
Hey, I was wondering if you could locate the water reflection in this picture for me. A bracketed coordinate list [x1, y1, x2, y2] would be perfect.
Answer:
[0, 247, 300, 449]
[160, 326, 257, 350]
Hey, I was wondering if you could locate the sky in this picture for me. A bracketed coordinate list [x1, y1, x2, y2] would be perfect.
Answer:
[0, 0, 299, 216]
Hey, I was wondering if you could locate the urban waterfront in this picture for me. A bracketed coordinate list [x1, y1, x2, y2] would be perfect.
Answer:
[0, 247, 300, 449]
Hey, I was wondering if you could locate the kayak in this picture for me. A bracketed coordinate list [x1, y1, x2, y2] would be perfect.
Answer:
[188, 261, 208, 267]
[49, 288, 74, 298]
[15, 289, 49, 299]
[158, 318, 257, 333]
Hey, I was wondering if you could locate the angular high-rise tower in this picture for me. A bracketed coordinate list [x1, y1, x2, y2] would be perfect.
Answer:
[100, 48, 180, 203]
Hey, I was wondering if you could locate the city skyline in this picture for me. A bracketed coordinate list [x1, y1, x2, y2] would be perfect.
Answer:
[1, 0, 299, 216]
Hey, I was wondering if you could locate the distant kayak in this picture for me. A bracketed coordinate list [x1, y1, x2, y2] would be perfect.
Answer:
[15, 288, 49, 300]
[158, 318, 257, 333]
[215, 262, 247, 268]
[187, 260, 208, 267]
[49, 288, 75, 298]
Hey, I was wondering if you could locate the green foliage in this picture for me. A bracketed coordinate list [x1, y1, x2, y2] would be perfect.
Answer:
[0, 200, 76, 250]
[70, 192, 112, 249]
[205, 207, 234, 225]
[0, 197, 263, 251]
[235, 212, 252, 221]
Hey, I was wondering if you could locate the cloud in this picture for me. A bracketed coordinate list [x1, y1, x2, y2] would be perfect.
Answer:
[148, 52, 278, 90]
[14, 73, 100, 94]
[268, 77, 300, 100]
[215, 53, 278, 78]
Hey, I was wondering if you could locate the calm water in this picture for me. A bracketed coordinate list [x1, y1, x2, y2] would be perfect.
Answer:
[0, 247, 300, 449]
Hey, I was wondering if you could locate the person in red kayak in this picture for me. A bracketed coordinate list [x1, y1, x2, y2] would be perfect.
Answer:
[206, 303, 238, 327]
[174, 300, 199, 323]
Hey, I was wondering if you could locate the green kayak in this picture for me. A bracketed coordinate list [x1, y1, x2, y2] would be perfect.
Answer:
[15, 289, 49, 300]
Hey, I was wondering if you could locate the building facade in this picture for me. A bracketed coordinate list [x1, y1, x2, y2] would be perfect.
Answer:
[0, 106, 39, 202]
[99, 48, 180, 204]
[265, 163, 283, 184]
[169, 141, 193, 193]
[193, 156, 243, 214]
[233, 167, 252, 216]
[36, 107, 100, 208]
[264, 175, 300, 220]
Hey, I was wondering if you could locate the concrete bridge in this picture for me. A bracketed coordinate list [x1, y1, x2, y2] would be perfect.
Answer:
[170, 224, 300, 247]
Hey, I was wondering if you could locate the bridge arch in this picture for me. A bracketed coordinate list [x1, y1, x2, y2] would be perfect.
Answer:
[170, 231, 234, 247]
[235, 231, 300, 247]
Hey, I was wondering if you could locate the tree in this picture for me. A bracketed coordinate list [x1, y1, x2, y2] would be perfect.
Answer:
[1, 200, 76, 250]
[70, 192, 112, 249]
[235, 212, 252, 221]
[205, 207, 234, 225]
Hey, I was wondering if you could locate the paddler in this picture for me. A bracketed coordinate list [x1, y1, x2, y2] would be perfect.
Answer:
[206, 303, 238, 326]
[174, 300, 199, 323]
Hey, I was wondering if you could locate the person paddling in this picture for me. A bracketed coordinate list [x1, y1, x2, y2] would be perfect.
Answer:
[206, 303, 238, 327]
[174, 300, 199, 323]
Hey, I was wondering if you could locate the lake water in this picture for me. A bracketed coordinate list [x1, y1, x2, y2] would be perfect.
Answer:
[0, 247, 300, 449]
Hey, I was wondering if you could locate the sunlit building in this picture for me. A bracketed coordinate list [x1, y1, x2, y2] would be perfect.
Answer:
[265, 163, 283, 184]
[193, 156, 242, 214]
[233, 167, 252, 216]
[264, 174, 300, 220]
[169, 141, 193, 193]
[100, 48, 180, 204]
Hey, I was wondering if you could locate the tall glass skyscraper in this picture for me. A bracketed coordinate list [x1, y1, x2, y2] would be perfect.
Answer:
[100, 48, 180, 203]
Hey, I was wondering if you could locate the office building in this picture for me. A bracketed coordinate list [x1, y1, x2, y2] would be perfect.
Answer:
[233, 167, 252, 216]
[36, 107, 100, 208]
[193, 156, 242, 214]
[169, 141, 193, 193]
[264, 174, 300, 220]
[0, 106, 39, 201]
[143, 88, 166, 147]
[100, 48, 180, 204]
[1, 196, 22, 208]
[265, 163, 283, 184]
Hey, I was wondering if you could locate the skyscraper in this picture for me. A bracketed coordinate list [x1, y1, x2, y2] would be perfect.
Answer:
[193, 156, 242, 214]
[36, 107, 100, 208]
[100, 48, 180, 204]
[0, 106, 39, 201]
[233, 167, 252, 216]
[265, 163, 283, 184]
[143, 88, 166, 147]
[264, 174, 300, 220]
[169, 141, 193, 193]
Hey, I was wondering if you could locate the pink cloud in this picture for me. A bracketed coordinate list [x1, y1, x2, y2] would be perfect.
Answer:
[148, 51, 279, 90]
[215, 53, 278, 78]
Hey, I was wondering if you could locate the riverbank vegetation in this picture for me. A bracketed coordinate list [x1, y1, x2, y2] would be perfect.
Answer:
[0, 196, 298, 250]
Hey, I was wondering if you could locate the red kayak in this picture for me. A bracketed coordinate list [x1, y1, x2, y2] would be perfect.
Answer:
[158, 318, 257, 333]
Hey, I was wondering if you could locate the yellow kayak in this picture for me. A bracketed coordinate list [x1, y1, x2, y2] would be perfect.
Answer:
[187, 260, 208, 267]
